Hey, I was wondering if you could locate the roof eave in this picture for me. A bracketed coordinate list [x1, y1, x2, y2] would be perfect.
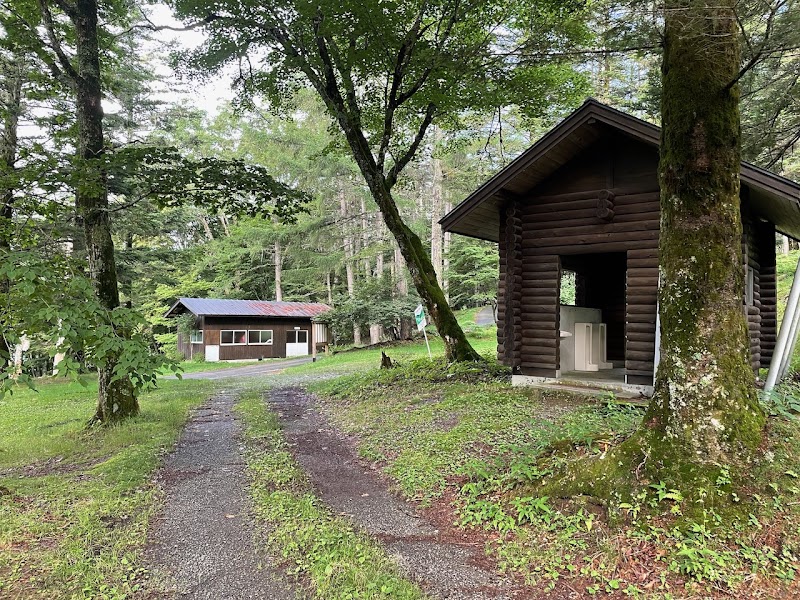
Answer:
[164, 299, 190, 319]
[441, 98, 800, 239]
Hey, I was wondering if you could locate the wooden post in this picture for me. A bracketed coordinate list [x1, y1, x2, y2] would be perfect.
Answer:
[312, 322, 317, 362]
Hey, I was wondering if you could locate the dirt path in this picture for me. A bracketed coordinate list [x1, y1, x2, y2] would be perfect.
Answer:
[475, 306, 496, 326]
[267, 386, 525, 600]
[173, 356, 313, 380]
[144, 390, 296, 599]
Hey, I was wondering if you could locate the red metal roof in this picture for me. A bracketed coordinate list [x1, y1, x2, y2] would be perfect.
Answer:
[165, 298, 332, 319]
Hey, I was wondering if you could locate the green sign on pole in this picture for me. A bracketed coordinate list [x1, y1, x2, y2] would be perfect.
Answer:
[414, 304, 432, 358]
[414, 304, 427, 330]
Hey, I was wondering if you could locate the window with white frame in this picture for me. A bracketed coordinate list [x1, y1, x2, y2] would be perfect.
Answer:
[248, 330, 274, 345]
[220, 330, 247, 345]
[189, 329, 203, 344]
[745, 267, 755, 306]
[287, 330, 308, 344]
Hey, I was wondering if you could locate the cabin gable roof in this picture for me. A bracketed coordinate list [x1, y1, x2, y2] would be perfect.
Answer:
[441, 98, 800, 241]
[165, 298, 331, 319]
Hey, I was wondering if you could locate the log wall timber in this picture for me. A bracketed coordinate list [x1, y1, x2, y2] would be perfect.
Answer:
[498, 201, 524, 369]
[757, 221, 777, 369]
[497, 207, 507, 361]
[742, 211, 762, 372]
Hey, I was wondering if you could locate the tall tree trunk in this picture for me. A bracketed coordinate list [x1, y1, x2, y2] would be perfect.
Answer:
[199, 215, 214, 240]
[394, 245, 408, 296]
[430, 151, 445, 288]
[274, 238, 283, 301]
[339, 185, 361, 345]
[123, 232, 133, 309]
[646, 0, 764, 461]
[326, 271, 333, 305]
[71, 0, 137, 423]
[443, 199, 452, 302]
[0, 53, 23, 369]
[218, 211, 230, 236]
[330, 120, 479, 361]
[360, 196, 370, 277]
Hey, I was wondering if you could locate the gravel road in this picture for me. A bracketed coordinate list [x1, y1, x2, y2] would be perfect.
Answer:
[144, 390, 296, 599]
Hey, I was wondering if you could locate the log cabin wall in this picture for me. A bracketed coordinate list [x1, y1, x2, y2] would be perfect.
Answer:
[740, 206, 777, 372]
[497, 206, 507, 361]
[497, 200, 525, 369]
[496, 128, 777, 384]
[511, 130, 662, 383]
[756, 220, 777, 369]
[742, 207, 763, 372]
[202, 317, 312, 360]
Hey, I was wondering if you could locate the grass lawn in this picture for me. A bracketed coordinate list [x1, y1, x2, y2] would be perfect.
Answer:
[287, 316, 497, 379]
[305, 354, 800, 598]
[0, 377, 213, 599]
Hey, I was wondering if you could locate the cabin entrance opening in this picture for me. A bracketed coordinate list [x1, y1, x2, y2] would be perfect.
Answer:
[558, 252, 627, 381]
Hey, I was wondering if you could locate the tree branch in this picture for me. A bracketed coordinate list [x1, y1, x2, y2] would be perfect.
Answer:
[138, 10, 219, 32]
[386, 102, 435, 189]
[37, 0, 80, 83]
[377, 5, 426, 172]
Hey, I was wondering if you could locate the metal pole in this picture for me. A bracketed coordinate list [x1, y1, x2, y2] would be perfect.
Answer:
[765, 255, 800, 391]
[779, 299, 800, 380]
[422, 328, 432, 359]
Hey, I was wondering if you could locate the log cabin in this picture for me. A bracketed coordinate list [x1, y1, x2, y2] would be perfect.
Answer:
[441, 99, 800, 395]
[165, 298, 330, 361]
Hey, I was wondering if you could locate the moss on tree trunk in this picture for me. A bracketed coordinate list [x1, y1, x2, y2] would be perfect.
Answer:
[538, 1, 765, 504]
[646, 0, 764, 462]
[72, 0, 138, 423]
[0, 54, 23, 370]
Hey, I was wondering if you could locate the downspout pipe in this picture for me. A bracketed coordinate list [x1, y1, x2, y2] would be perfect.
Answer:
[765, 255, 800, 391]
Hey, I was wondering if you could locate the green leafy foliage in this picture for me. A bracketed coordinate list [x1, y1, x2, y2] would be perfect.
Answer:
[0, 250, 178, 397]
[109, 145, 310, 222]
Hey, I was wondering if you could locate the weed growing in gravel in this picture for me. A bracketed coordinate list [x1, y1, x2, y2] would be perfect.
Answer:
[0, 378, 213, 599]
[237, 392, 430, 600]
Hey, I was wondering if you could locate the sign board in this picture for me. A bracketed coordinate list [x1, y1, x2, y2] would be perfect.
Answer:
[414, 304, 427, 331]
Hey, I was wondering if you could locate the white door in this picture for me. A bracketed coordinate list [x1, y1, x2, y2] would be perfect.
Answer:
[205, 345, 220, 362]
[286, 330, 309, 357]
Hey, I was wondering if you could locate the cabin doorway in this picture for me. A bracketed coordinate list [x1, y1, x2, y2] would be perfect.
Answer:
[558, 253, 627, 380]
[286, 329, 309, 357]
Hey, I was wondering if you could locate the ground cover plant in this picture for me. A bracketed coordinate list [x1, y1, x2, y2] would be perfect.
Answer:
[0, 377, 213, 599]
[309, 358, 800, 598]
[236, 391, 429, 600]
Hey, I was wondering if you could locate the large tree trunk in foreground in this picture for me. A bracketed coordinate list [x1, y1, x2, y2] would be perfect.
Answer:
[0, 54, 23, 369]
[71, 0, 138, 422]
[646, 0, 764, 460]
